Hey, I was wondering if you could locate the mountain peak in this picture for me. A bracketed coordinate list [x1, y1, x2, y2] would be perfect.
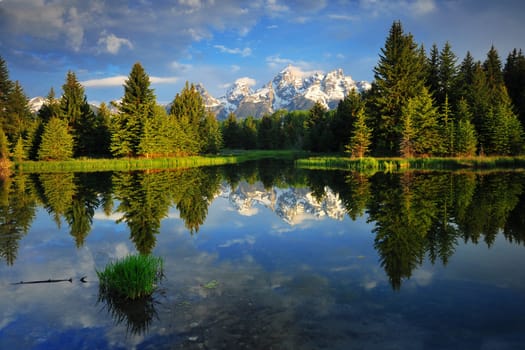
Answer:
[209, 66, 369, 119]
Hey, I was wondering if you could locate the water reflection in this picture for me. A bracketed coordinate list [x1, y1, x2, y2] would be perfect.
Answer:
[97, 291, 160, 336]
[1, 162, 525, 348]
[1, 163, 525, 289]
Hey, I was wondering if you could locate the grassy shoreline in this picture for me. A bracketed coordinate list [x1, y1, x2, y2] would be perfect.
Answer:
[295, 156, 525, 171]
[12, 151, 525, 173]
[14, 150, 302, 173]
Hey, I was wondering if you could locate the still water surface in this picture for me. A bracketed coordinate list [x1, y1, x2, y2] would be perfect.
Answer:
[1, 161, 525, 349]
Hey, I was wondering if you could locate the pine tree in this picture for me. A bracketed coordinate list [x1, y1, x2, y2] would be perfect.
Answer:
[241, 116, 258, 149]
[13, 137, 25, 162]
[0, 128, 11, 173]
[504, 48, 525, 126]
[470, 62, 491, 140]
[4, 81, 31, 144]
[454, 98, 477, 156]
[200, 111, 222, 154]
[60, 71, 99, 156]
[483, 46, 507, 106]
[437, 42, 458, 106]
[370, 20, 426, 155]
[139, 105, 165, 157]
[38, 88, 62, 123]
[38, 117, 74, 160]
[222, 112, 241, 148]
[93, 102, 112, 155]
[400, 111, 415, 158]
[490, 95, 524, 155]
[426, 43, 440, 96]
[305, 101, 328, 152]
[345, 108, 372, 158]
[111, 62, 156, 157]
[333, 89, 365, 152]
[439, 95, 455, 156]
[170, 82, 207, 155]
[455, 51, 476, 103]
[0, 57, 13, 125]
[0, 128, 9, 159]
[401, 87, 441, 156]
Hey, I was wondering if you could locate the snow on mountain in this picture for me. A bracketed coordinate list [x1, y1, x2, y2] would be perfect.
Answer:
[28, 96, 100, 114]
[204, 65, 370, 120]
[28, 96, 47, 114]
[222, 180, 346, 225]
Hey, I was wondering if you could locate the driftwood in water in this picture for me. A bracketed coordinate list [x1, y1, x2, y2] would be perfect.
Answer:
[11, 277, 88, 285]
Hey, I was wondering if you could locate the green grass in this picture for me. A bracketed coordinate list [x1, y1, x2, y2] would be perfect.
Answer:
[15, 150, 304, 173]
[296, 156, 525, 172]
[97, 254, 164, 300]
[14, 152, 525, 173]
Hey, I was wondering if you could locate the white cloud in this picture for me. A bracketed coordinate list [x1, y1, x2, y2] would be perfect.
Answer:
[170, 61, 193, 72]
[218, 235, 256, 248]
[150, 76, 179, 84]
[214, 45, 252, 57]
[358, 0, 437, 17]
[411, 0, 436, 15]
[266, 0, 289, 13]
[179, 0, 202, 8]
[81, 75, 127, 87]
[82, 75, 178, 87]
[265, 55, 317, 73]
[97, 32, 133, 55]
[328, 14, 358, 21]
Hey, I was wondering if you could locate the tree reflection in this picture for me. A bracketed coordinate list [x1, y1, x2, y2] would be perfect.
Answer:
[34, 172, 76, 227]
[366, 171, 525, 289]
[64, 173, 112, 247]
[113, 171, 172, 254]
[172, 167, 222, 234]
[0, 173, 36, 265]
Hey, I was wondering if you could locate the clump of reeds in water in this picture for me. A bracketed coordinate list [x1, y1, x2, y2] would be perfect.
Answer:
[97, 254, 164, 300]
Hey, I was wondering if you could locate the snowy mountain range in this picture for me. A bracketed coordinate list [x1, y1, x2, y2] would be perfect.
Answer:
[219, 181, 346, 225]
[208, 65, 371, 120]
[28, 65, 370, 120]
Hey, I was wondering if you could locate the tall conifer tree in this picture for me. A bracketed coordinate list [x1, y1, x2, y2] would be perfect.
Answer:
[401, 87, 441, 156]
[504, 49, 525, 125]
[0, 57, 13, 122]
[5, 81, 31, 144]
[111, 62, 156, 157]
[370, 20, 426, 155]
[345, 108, 372, 158]
[426, 43, 440, 97]
[60, 71, 98, 156]
[437, 42, 458, 106]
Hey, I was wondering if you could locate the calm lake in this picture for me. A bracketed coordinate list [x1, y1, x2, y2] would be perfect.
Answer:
[1, 160, 525, 349]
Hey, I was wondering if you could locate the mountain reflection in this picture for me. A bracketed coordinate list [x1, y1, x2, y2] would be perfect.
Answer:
[1, 160, 524, 290]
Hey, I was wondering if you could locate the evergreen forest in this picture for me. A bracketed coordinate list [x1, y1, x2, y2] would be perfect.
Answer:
[1, 20, 525, 163]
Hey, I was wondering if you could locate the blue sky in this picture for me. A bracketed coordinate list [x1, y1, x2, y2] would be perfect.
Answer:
[1, 0, 524, 104]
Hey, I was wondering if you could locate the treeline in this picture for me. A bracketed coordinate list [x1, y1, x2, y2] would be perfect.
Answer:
[0, 61, 222, 161]
[222, 21, 525, 157]
[1, 20, 525, 161]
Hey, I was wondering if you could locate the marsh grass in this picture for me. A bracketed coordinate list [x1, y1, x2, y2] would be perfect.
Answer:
[16, 150, 304, 173]
[296, 156, 525, 172]
[97, 254, 164, 300]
